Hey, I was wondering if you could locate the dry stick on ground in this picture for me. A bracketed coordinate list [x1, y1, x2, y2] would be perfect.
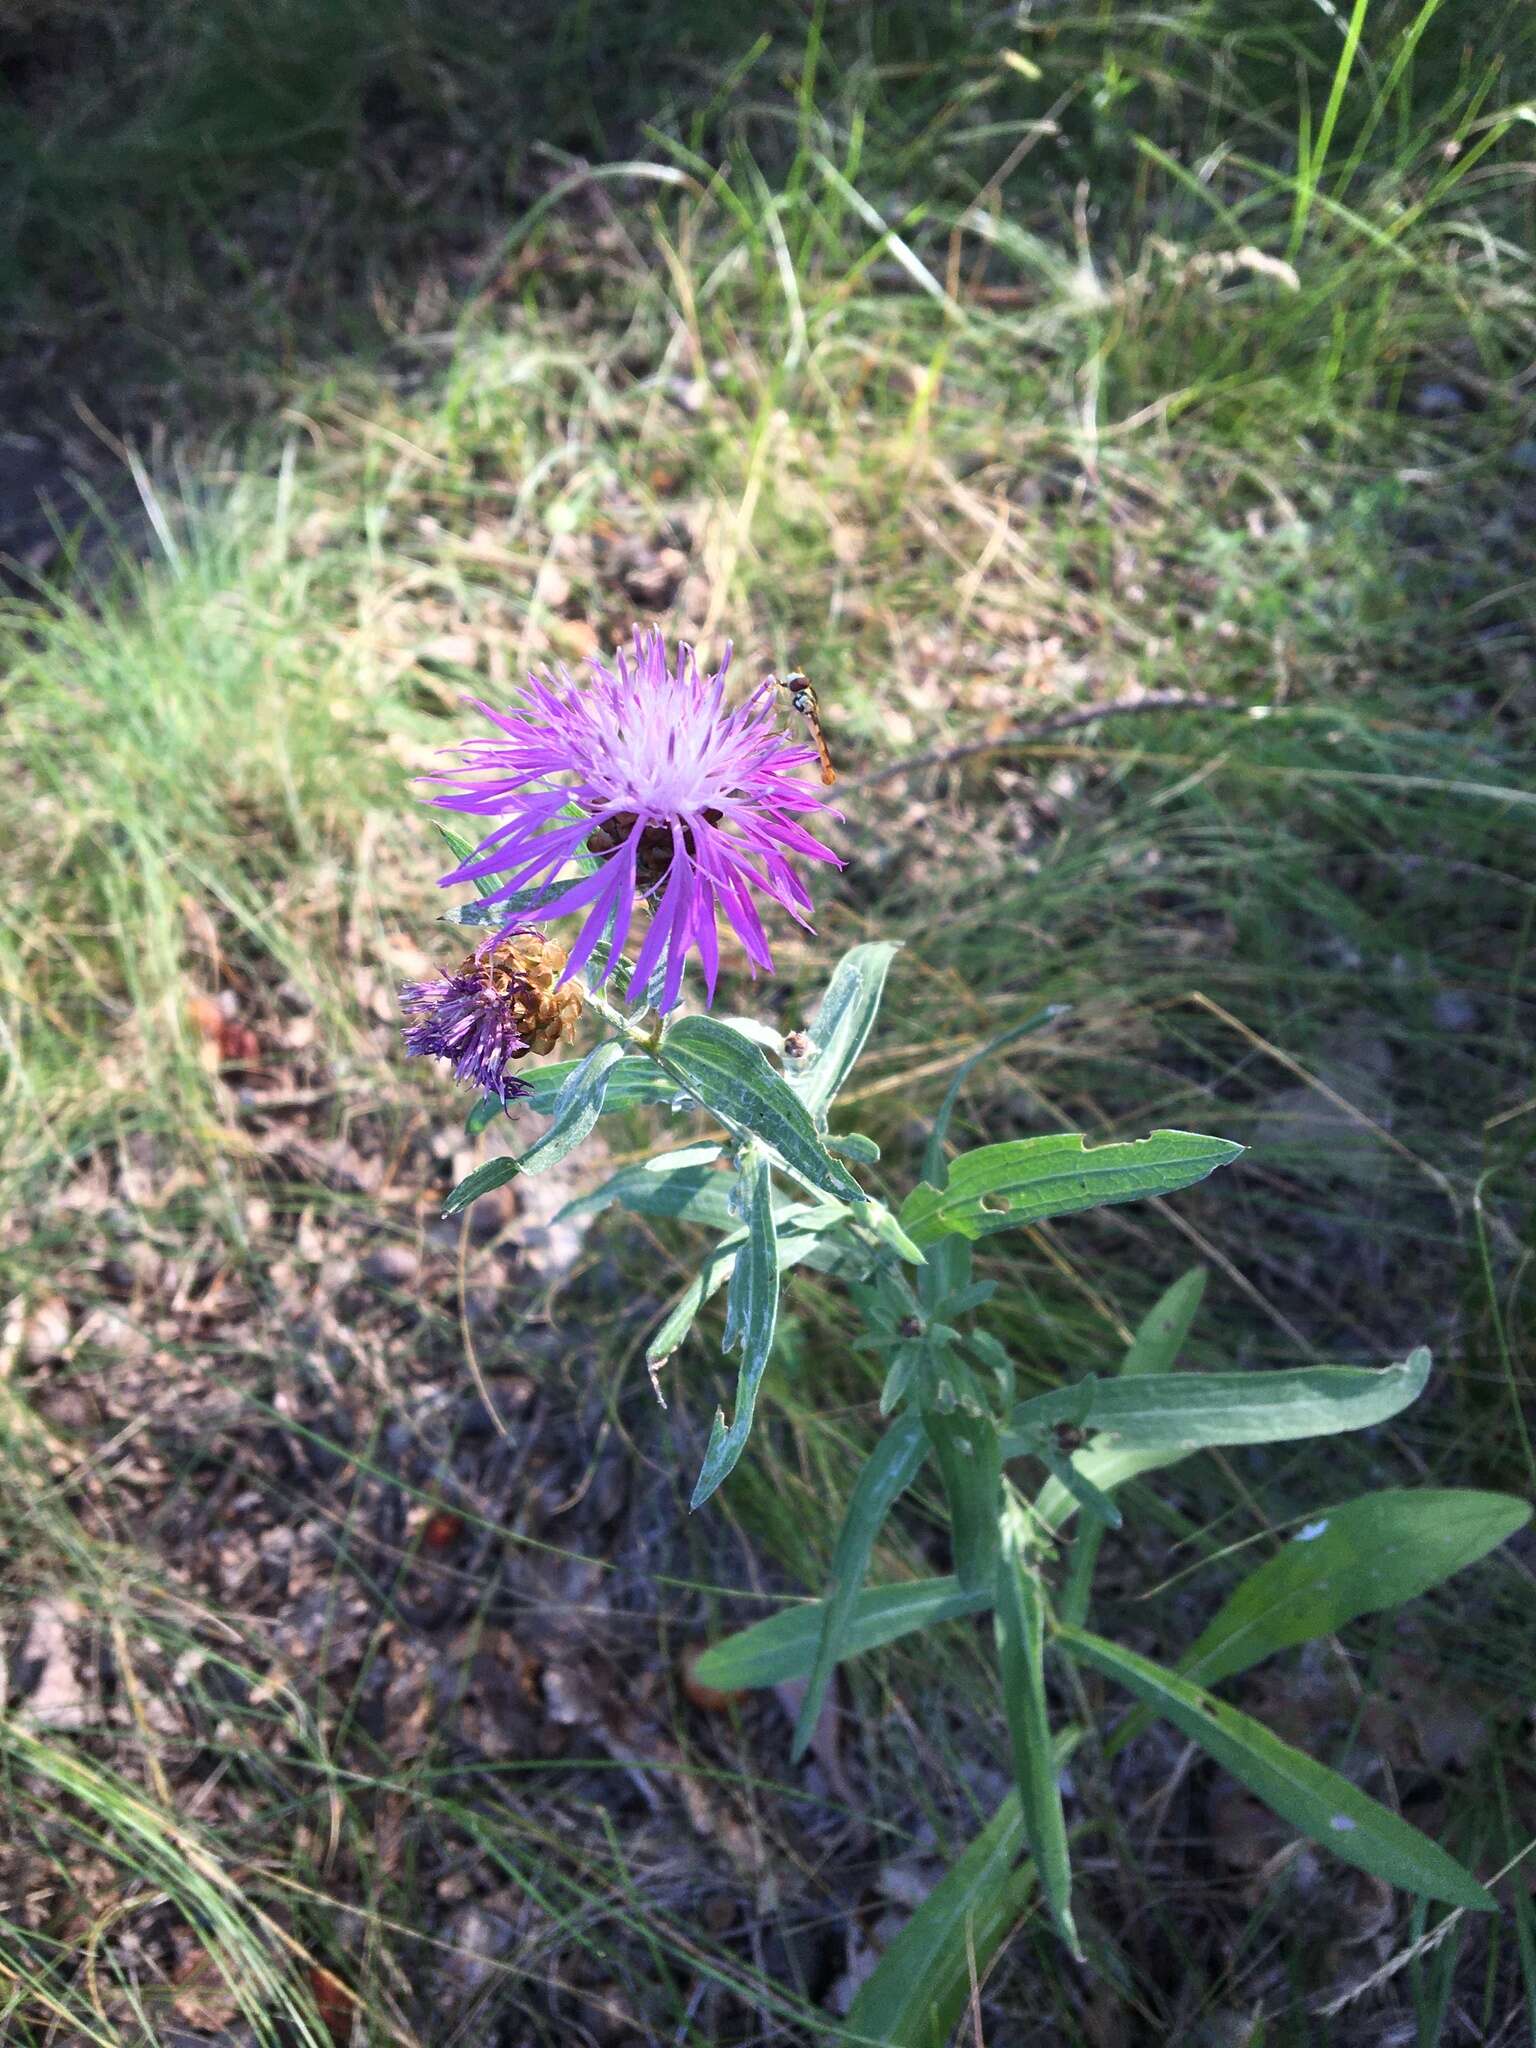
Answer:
[843, 691, 1257, 795]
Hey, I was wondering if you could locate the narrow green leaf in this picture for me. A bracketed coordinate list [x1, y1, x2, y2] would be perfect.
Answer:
[1007, 1350, 1431, 1462]
[554, 1148, 735, 1227]
[721, 1151, 777, 1360]
[1061, 1626, 1496, 1911]
[861, 1199, 927, 1266]
[520, 1056, 678, 1114]
[839, 1746, 1070, 2048]
[435, 823, 501, 900]
[925, 1409, 1002, 1595]
[825, 1130, 881, 1164]
[442, 1154, 518, 1218]
[995, 1526, 1078, 1954]
[793, 1414, 928, 1758]
[902, 1130, 1242, 1247]
[515, 1040, 625, 1175]
[645, 1218, 833, 1368]
[693, 1576, 988, 1692]
[1038, 1444, 1121, 1531]
[1120, 1267, 1207, 1376]
[1061, 1271, 1202, 1625]
[1180, 1490, 1531, 1693]
[658, 1015, 867, 1203]
[691, 1151, 781, 1509]
[447, 880, 579, 922]
[465, 1092, 503, 1138]
[791, 940, 901, 1117]
[918, 1230, 972, 1315]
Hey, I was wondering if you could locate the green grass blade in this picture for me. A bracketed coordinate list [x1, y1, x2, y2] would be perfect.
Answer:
[1288, 0, 1371, 258]
[1120, 1267, 1207, 1377]
[919, 1005, 1065, 1189]
[1060, 1268, 1205, 1624]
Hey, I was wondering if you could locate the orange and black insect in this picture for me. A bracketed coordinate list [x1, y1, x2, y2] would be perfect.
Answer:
[771, 670, 837, 787]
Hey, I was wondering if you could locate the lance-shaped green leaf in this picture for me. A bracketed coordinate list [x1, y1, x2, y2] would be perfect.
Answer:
[901, 1130, 1243, 1247]
[1060, 1270, 1204, 1627]
[1007, 1349, 1430, 1461]
[790, 940, 900, 1117]
[519, 1056, 679, 1114]
[825, 1130, 881, 1163]
[555, 1148, 736, 1227]
[690, 1150, 781, 1509]
[515, 1039, 626, 1175]
[448, 882, 585, 925]
[925, 1409, 1002, 1594]
[646, 1216, 832, 1367]
[1030, 1353, 1433, 1548]
[658, 1015, 868, 1204]
[436, 823, 502, 900]
[465, 1092, 503, 1138]
[995, 1521, 1078, 1955]
[442, 1154, 519, 1218]
[693, 1576, 988, 1693]
[793, 1414, 929, 1758]
[1121, 1267, 1207, 1378]
[1181, 1489, 1531, 1692]
[1060, 1626, 1496, 1911]
[1107, 1487, 1532, 1760]
[841, 1740, 1077, 2048]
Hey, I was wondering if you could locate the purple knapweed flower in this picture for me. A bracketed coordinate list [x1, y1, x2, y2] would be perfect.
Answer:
[401, 932, 583, 1103]
[426, 629, 840, 1012]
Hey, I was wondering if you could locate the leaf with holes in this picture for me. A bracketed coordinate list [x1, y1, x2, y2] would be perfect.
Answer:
[902, 1130, 1242, 1246]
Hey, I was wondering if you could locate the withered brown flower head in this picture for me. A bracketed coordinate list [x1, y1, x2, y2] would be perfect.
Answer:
[401, 930, 582, 1101]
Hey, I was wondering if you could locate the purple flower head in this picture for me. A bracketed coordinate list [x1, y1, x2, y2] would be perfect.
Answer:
[426, 629, 841, 1012]
[400, 932, 583, 1103]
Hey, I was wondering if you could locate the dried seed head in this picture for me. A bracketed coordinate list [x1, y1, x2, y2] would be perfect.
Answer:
[401, 930, 583, 1100]
[482, 931, 585, 1057]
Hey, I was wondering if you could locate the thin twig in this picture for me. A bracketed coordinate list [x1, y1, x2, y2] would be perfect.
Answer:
[845, 692, 1258, 793]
